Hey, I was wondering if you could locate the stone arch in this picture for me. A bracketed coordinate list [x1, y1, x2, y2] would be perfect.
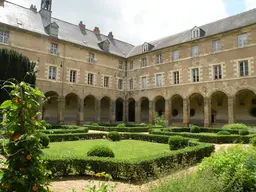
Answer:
[101, 96, 111, 122]
[43, 91, 59, 124]
[64, 93, 79, 124]
[116, 98, 124, 122]
[235, 89, 256, 125]
[171, 94, 183, 125]
[128, 98, 135, 122]
[154, 96, 165, 117]
[84, 95, 96, 123]
[189, 93, 204, 126]
[210, 91, 228, 125]
[140, 97, 149, 123]
[208, 89, 231, 98]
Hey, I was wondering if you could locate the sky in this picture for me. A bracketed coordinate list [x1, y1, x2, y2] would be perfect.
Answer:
[7, 0, 256, 45]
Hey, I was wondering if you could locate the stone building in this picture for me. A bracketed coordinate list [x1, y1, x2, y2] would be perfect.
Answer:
[1, 0, 256, 126]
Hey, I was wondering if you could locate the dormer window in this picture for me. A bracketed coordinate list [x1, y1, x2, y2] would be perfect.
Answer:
[191, 26, 205, 39]
[143, 43, 149, 52]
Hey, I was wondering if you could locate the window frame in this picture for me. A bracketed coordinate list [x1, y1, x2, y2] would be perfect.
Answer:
[156, 74, 163, 87]
[192, 68, 200, 82]
[142, 76, 147, 89]
[213, 64, 222, 80]
[239, 60, 249, 77]
[155, 53, 162, 64]
[48, 66, 57, 80]
[87, 73, 94, 85]
[141, 57, 148, 67]
[238, 33, 248, 48]
[130, 61, 134, 70]
[70, 70, 77, 83]
[192, 28, 200, 39]
[143, 44, 149, 52]
[119, 60, 123, 70]
[129, 79, 133, 90]
[118, 79, 123, 90]
[172, 50, 179, 61]
[50, 43, 58, 55]
[104, 76, 109, 88]
[89, 52, 95, 64]
[173, 71, 180, 85]
[192, 45, 199, 57]
[0, 30, 9, 44]
[212, 39, 221, 53]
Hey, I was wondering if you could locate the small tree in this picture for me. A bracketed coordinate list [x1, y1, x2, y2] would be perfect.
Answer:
[0, 80, 50, 192]
[153, 112, 167, 127]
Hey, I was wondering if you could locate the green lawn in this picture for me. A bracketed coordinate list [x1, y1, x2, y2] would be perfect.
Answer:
[42, 140, 171, 160]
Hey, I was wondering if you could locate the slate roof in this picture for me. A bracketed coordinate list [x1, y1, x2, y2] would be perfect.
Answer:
[0, 1, 135, 58]
[1, 1, 256, 58]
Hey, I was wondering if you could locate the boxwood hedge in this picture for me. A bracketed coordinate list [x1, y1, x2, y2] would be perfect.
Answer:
[87, 126, 150, 132]
[162, 127, 240, 134]
[42, 127, 88, 134]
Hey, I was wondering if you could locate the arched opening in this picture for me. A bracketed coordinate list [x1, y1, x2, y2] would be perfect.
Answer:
[64, 93, 79, 124]
[84, 95, 96, 123]
[171, 94, 183, 124]
[128, 98, 135, 122]
[189, 93, 204, 126]
[101, 97, 110, 122]
[154, 96, 165, 116]
[211, 91, 228, 125]
[235, 89, 256, 125]
[43, 91, 59, 124]
[141, 97, 149, 123]
[116, 98, 124, 122]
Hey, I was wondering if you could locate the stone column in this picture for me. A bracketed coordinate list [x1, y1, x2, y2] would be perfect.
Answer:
[165, 100, 171, 126]
[95, 99, 101, 122]
[149, 100, 154, 124]
[123, 100, 128, 122]
[228, 96, 235, 124]
[77, 98, 84, 125]
[57, 97, 65, 125]
[183, 98, 189, 126]
[135, 100, 141, 124]
[110, 100, 116, 123]
[204, 97, 211, 127]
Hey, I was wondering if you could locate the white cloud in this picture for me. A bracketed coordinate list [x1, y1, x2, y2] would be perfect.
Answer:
[8, 0, 228, 45]
[245, 0, 256, 10]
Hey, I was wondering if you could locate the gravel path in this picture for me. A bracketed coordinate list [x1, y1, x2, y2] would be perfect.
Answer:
[49, 144, 235, 192]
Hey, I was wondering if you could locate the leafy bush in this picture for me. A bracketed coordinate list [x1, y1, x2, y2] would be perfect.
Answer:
[250, 137, 256, 147]
[91, 123, 99, 127]
[116, 123, 126, 128]
[199, 145, 256, 191]
[87, 145, 115, 158]
[40, 134, 50, 147]
[223, 123, 248, 131]
[108, 131, 121, 141]
[168, 136, 188, 150]
[153, 112, 167, 127]
[239, 129, 249, 136]
[217, 131, 231, 135]
[190, 125, 200, 133]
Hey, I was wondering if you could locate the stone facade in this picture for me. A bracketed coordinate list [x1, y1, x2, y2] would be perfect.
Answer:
[1, 0, 256, 126]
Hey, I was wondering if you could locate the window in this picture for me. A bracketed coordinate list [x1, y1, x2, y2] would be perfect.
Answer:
[239, 61, 249, 76]
[142, 77, 147, 89]
[141, 57, 148, 67]
[212, 40, 221, 52]
[192, 68, 200, 82]
[192, 29, 200, 39]
[129, 79, 133, 90]
[89, 53, 95, 63]
[0, 30, 9, 44]
[172, 50, 179, 61]
[156, 74, 162, 87]
[213, 65, 222, 80]
[48, 66, 57, 80]
[238, 33, 248, 48]
[70, 70, 77, 83]
[155, 53, 162, 64]
[119, 60, 123, 69]
[143, 44, 148, 52]
[130, 61, 134, 70]
[192, 45, 199, 57]
[173, 71, 180, 84]
[118, 79, 123, 90]
[50, 43, 58, 55]
[104, 76, 109, 88]
[88, 73, 94, 85]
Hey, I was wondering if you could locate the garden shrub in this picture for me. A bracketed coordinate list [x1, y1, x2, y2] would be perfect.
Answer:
[40, 134, 50, 147]
[217, 131, 231, 135]
[250, 137, 256, 147]
[91, 123, 99, 127]
[190, 125, 200, 133]
[116, 123, 126, 128]
[168, 136, 188, 150]
[108, 131, 121, 141]
[87, 145, 115, 158]
[42, 127, 88, 134]
[239, 129, 249, 136]
[223, 123, 248, 131]
[199, 145, 256, 192]
[153, 112, 167, 127]
[88, 126, 149, 132]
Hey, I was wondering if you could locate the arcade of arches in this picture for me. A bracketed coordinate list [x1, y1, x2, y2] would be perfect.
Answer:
[42, 89, 256, 126]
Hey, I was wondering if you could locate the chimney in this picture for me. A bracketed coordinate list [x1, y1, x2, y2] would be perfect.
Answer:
[108, 32, 114, 40]
[93, 27, 100, 34]
[30, 4, 37, 12]
[0, 0, 5, 7]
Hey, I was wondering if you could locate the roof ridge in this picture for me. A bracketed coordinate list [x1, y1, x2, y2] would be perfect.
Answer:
[5, 0, 36, 11]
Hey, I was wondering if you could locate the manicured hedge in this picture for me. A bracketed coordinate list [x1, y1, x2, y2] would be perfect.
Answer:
[44, 141, 214, 181]
[48, 133, 107, 142]
[50, 125, 82, 129]
[152, 131, 255, 144]
[87, 126, 150, 132]
[162, 127, 240, 134]
[42, 127, 88, 134]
